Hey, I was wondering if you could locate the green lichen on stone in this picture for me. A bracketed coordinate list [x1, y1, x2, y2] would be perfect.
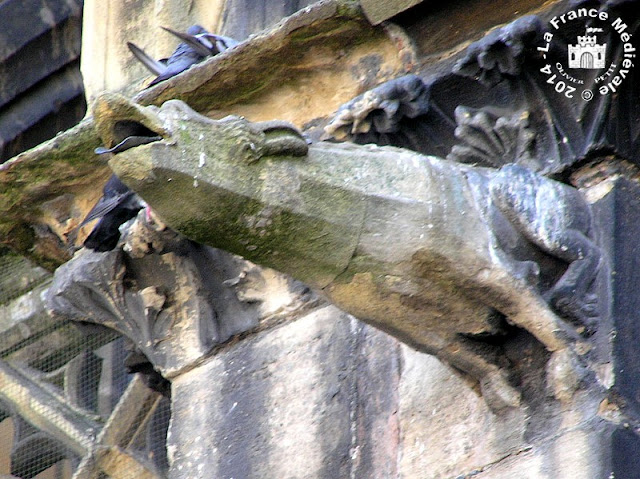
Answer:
[0, 117, 105, 263]
[115, 157, 361, 288]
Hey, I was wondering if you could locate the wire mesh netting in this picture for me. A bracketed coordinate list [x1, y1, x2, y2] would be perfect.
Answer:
[0, 249, 50, 305]
[0, 250, 170, 478]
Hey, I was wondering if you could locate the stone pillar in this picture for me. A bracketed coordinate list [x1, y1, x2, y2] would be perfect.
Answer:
[168, 308, 518, 479]
[170, 306, 365, 478]
[590, 177, 640, 478]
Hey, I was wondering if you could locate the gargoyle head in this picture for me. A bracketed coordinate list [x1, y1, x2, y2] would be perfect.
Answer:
[92, 93, 308, 167]
[90, 94, 321, 281]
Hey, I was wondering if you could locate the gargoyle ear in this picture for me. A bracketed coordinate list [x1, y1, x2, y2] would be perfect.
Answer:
[254, 120, 309, 157]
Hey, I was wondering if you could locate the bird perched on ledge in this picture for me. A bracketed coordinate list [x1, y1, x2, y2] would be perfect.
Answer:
[80, 175, 147, 252]
[128, 24, 239, 87]
[82, 25, 238, 252]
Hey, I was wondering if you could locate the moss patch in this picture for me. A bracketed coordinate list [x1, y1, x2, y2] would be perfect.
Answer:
[0, 118, 106, 266]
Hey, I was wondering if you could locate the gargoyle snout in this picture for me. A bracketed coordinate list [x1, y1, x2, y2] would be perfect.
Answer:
[92, 93, 169, 155]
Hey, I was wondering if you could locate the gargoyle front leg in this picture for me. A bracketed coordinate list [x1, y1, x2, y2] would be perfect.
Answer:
[489, 164, 602, 330]
[542, 228, 601, 330]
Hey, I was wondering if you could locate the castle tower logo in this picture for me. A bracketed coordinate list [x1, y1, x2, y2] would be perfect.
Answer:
[537, 8, 635, 102]
[568, 28, 606, 69]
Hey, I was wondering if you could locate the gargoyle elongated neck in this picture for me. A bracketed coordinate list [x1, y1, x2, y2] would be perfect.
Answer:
[107, 116, 490, 293]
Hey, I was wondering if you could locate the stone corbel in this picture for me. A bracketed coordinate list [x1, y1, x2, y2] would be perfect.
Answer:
[47, 194, 308, 383]
[46, 219, 272, 378]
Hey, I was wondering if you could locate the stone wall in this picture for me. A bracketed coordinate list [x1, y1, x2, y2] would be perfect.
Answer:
[2, 0, 640, 477]
[168, 303, 524, 478]
[0, 0, 86, 163]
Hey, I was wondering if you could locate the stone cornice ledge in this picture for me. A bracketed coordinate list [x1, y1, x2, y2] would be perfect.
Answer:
[0, 0, 413, 269]
[132, 0, 410, 112]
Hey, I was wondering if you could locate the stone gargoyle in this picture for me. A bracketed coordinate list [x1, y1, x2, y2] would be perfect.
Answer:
[56, 92, 603, 410]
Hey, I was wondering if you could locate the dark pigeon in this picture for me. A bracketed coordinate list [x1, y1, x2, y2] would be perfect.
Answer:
[81, 175, 146, 252]
[84, 25, 237, 251]
[127, 24, 238, 87]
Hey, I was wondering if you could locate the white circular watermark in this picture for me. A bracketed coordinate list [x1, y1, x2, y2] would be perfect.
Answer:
[537, 7, 635, 101]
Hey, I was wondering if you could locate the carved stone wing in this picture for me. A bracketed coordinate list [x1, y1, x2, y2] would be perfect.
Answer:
[326, 5, 640, 174]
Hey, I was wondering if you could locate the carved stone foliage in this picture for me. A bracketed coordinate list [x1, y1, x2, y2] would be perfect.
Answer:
[454, 15, 541, 85]
[320, 1, 635, 332]
[325, 90, 605, 333]
[325, 1, 640, 175]
[316, 1, 630, 408]
[324, 74, 431, 145]
[47, 217, 268, 378]
[447, 107, 537, 169]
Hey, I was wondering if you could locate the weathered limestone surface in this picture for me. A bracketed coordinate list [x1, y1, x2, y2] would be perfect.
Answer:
[164, 305, 626, 479]
[42, 156, 640, 479]
[398, 345, 526, 478]
[82, 0, 328, 100]
[0, 118, 107, 268]
[91, 95, 603, 410]
[397, 339, 623, 478]
[169, 306, 354, 478]
[0, 0, 412, 268]
[133, 0, 412, 129]
[69, 89, 640, 478]
[7, 1, 640, 478]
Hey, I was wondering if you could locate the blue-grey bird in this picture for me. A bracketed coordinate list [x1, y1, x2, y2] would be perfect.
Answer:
[80, 175, 147, 251]
[127, 24, 238, 87]
[81, 132, 161, 251]
[84, 25, 237, 251]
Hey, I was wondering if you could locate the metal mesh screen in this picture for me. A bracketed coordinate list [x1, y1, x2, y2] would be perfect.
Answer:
[0, 252, 170, 478]
[0, 249, 50, 305]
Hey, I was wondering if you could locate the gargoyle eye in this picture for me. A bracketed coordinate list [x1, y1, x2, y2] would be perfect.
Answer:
[238, 142, 257, 154]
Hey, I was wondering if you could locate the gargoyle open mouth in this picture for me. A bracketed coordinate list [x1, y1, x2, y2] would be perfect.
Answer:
[95, 120, 163, 155]
[92, 93, 170, 155]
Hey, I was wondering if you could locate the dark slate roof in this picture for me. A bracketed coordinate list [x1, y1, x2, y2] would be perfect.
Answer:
[0, 0, 86, 163]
